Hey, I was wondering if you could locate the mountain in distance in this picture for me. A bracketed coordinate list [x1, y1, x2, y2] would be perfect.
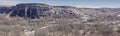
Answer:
[0, 3, 120, 21]
[0, 3, 82, 19]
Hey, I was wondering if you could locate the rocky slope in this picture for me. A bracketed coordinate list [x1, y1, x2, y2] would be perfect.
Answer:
[0, 3, 120, 21]
[1, 3, 82, 19]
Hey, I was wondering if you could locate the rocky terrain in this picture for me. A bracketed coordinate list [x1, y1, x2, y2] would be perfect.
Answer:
[0, 3, 120, 36]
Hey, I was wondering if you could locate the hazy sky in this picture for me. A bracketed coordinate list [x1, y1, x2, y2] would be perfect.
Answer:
[0, 0, 120, 8]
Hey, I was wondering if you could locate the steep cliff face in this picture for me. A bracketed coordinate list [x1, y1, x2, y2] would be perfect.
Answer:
[7, 3, 51, 19]
[1, 3, 120, 20]
[2, 3, 82, 19]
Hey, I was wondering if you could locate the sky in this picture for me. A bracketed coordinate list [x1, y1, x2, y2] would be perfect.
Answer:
[0, 0, 120, 8]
